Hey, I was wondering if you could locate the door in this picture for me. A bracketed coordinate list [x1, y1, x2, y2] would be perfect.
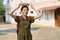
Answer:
[55, 8, 60, 27]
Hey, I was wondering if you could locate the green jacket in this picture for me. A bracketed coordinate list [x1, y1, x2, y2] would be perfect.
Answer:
[15, 16, 34, 40]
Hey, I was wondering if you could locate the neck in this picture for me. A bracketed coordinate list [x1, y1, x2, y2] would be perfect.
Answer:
[22, 15, 27, 19]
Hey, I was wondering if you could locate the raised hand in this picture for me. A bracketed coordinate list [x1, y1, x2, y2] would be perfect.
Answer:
[23, 3, 29, 6]
[20, 3, 29, 6]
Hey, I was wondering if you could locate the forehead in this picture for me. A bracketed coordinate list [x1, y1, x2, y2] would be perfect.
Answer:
[23, 7, 28, 10]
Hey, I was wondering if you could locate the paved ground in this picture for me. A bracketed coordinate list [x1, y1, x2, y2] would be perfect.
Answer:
[0, 24, 60, 40]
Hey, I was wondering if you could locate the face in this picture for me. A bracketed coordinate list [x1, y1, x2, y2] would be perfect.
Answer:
[21, 7, 28, 16]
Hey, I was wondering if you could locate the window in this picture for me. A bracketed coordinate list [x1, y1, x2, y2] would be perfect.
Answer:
[30, 11, 33, 14]
[44, 10, 50, 20]
[38, 10, 41, 13]
[7, 0, 9, 2]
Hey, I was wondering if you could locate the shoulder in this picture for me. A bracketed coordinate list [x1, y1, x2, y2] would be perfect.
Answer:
[27, 16, 34, 20]
[28, 16, 34, 19]
[19, 16, 23, 20]
[27, 16, 35, 23]
[15, 16, 22, 20]
[28, 16, 34, 18]
[16, 16, 22, 18]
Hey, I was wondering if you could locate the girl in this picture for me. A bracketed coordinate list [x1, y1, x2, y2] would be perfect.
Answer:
[9, 3, 42, 40]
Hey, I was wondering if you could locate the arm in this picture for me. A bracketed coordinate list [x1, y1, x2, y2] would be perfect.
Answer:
[34, 10, 43, 19]
[9, 3, 21, 19]
[9, 3, 29, 19]
[30, 3, 43, 19]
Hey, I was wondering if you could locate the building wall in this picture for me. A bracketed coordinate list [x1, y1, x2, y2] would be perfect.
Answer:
[3, 0, 57, 27]
[34, 10, 55, 26]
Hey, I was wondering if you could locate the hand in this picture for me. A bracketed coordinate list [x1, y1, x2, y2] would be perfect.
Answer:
[19, 1, 29, 6]
[20, 3, 29, 6]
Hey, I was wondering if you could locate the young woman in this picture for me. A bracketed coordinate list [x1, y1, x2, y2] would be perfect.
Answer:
[9, 3, 42, 40]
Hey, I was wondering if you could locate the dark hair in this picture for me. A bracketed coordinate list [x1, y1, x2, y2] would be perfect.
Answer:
[21, 6, 29, 11]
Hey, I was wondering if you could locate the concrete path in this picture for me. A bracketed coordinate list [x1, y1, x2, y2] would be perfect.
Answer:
[0, 24, 60, 40]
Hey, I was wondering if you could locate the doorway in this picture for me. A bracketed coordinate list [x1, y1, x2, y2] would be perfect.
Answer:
[55, 8, 60, 27]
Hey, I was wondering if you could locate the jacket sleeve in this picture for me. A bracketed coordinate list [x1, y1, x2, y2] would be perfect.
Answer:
[15, 16, 20, 23]
[30, 16, 35, 23]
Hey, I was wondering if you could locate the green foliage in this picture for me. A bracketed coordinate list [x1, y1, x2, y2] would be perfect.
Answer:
[0, 2, 5, 15]
[0, 0, 3, 2]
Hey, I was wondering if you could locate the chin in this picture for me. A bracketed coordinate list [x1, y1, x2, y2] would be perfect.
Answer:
[24, 14, 27, 16]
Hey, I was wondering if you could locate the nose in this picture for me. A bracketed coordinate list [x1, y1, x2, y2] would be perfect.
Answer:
[24, 11, 28, 13]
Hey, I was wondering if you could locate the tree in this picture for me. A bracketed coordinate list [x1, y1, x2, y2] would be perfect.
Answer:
[0, 1, 5, 22]
[0, 2, 5, 15]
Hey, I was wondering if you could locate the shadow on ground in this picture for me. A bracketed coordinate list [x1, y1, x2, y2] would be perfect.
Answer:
[31, 27, 40, 31]
[0, 29, 16, 36]
[0, 27, 40, 36]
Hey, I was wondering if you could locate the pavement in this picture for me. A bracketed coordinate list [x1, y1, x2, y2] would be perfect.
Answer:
[0, 24, 60, 40]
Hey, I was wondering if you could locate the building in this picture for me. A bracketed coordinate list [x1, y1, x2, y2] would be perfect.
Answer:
[3, 0, 60, 27]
